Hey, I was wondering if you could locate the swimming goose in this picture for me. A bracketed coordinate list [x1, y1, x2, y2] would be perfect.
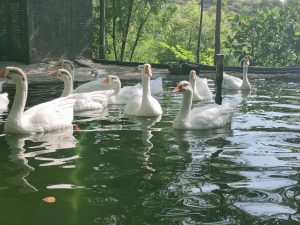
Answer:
[172, 81, 235, 129]
[0, 67, 75, 134]
[55, 59, 109, 93]
[222, 58, 251, 90]
[49, 69, 112, 112]
[102, 75, 140, 104]
[188, 70, 213, 102]
[124, 64, 162, 116]
[0, 80, 9, 111]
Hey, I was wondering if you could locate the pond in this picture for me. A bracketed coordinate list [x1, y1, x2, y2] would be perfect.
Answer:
[0, 74, 300, 225]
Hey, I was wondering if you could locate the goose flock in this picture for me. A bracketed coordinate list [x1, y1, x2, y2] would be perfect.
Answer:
[0, 59, 251, 134]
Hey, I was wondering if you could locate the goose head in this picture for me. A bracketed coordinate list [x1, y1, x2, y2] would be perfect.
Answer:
[55, 59, 74, 73]
[135, 64, 152, 77]
[91, 70, 101, 80]
[102, 75, 121, 92]
[142, 64, 152, 77]
[49, 69, 72, 82]
[241, 58, 250, 67]
[188, 70, 197, 83]
[0, 67, 27, 84]
[172, 81, 193, 96]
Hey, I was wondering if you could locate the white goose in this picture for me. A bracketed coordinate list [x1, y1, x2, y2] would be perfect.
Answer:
[124, 64, 162, 116]
[49, 69, 112, 112]
[55, 59, 75, 81]
[172, 81, 235, 129]
[0, 67, 75, 134]
[0, 80, 9, 111]
[92, 69, 101, 80]
[188, 70, 213, 102]
[222, 58, 251, 90]
[74, 70, 110, 93]
[102, 75, 140, 104]
[55, 59, 109, 93]
[134, 65, 164, 94]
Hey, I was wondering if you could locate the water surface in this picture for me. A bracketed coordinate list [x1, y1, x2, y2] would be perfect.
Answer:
[0, 75, 299, 225]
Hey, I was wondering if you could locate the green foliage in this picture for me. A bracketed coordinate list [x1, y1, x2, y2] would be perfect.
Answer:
[199, 48, 215, 65]
[156, 42, 196, 62]
[92, 0, 299, 66]
[223, 2, 300, 66]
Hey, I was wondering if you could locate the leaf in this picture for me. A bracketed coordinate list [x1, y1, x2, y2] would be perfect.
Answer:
[43, 196, 56, 203]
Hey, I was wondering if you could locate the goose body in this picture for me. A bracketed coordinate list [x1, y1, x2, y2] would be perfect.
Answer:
[172, 81, 235, 129]
[188, 70, 213, 102]
[222, 59, 251, 90]
[102, 75, 141, 104]
[124, 64, 162, 116]
[134, 76, 164, 95]
[55, 59, 109, 93]
[49, 69, 112, 112]
[0, 67, 75, 134]
[0, 80, 9, 111]
[73, 70, 110, 93]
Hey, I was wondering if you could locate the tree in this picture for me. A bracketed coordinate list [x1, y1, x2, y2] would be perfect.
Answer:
[120, 0, 134, 61]
[214, 0, 222, 65]
[99, 0, 106, 59]
[223, 1, 299, 66]
[196, 0, 204, 63]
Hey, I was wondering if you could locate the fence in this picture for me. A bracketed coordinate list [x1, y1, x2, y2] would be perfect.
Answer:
[0, 0, 92, 64]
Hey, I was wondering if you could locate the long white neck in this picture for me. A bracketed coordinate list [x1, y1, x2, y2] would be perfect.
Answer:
[142, 73, 151, 99]
[241, 65, 250, 89]
[190, 78, 200, 100]
[7, 78, 28, 123]
[174, 90, 192, 126]
[71, 69, 74, 82]
[64, 65, 74, 82]
[112, 81, 121, 95]
[60, 76, 73, 97]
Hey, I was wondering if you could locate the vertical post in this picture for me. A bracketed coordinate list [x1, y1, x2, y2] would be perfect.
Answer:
[196, 0, 204, 64]
[214, 0, 221, 65]
[99, 0, 106, 59]
[215, 54, 224, 105]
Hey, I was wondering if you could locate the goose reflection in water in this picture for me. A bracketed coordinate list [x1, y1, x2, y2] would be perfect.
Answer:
[4, 128, 77, 193]
[126, 115, 161, 176]
[222, 88, 251, 104]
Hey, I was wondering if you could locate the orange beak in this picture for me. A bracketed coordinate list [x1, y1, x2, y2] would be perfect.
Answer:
[0, 68, 5, 78]
[145, 65, 152, 77]
[172, 84, 182, 93]
[48, 70, 58, 77]
[192, 71, 197, 79]
[102, 77, 109, 84]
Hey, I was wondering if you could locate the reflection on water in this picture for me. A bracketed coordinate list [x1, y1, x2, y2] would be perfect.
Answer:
[3, 128, 77, 193]
[0, 78, 300, 224]
[126, 115, 161, 175]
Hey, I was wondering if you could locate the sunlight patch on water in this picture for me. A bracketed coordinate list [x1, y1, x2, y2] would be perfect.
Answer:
[234, 202, 296, 216]
[47, 184, 85, 189]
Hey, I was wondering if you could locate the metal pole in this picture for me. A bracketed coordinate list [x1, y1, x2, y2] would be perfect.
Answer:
[196, 0, 204, 64]
[215, 54, 224, 105]
[214, 0, 221, 65]
[99, 0, 106, 59]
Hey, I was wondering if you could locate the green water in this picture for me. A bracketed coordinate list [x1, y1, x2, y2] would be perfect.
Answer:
[0, 75, 300, 225]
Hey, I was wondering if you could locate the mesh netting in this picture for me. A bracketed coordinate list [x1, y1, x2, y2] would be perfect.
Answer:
[0, 0, 92, 63]
[0, 0, 29, 62]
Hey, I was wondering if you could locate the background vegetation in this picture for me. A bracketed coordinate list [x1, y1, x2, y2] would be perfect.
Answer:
[92, 0, 300, 66]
